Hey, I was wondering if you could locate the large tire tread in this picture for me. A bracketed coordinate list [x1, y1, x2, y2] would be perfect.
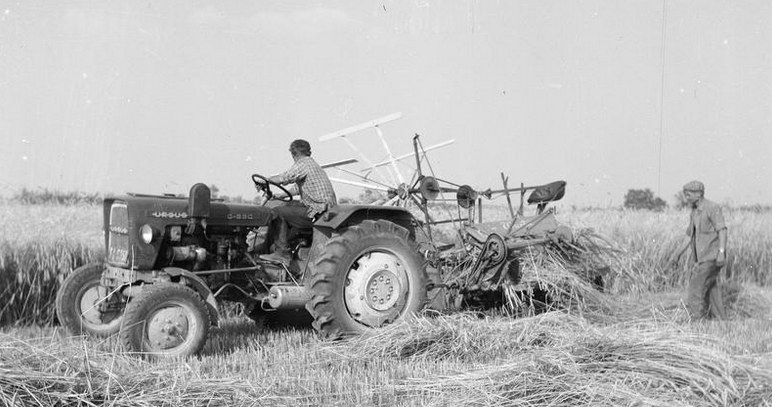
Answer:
[305, 220, 428, 339]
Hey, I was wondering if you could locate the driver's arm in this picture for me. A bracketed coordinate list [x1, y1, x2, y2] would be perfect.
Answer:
[267, 165, 302, 198]
[271, 183, 299, 199]
[267, 175, 284, 185]
[266, 176, 298, 197]
[269, 161, 306, 187]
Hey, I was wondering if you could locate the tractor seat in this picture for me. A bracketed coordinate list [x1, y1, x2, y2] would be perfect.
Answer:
[527, 180, 566, 205]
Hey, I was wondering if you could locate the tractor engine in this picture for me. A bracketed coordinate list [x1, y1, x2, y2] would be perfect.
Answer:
[165, 230, 248, 271]
[101, 184, 276, 295]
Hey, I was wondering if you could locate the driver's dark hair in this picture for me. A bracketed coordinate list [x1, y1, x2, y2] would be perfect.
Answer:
[290, 139, 311, 157]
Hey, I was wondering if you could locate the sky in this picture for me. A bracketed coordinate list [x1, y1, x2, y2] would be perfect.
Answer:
[1, 0, 771, 207]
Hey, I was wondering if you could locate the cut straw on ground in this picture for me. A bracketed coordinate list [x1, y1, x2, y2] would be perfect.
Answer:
[336, 312, 772, 407]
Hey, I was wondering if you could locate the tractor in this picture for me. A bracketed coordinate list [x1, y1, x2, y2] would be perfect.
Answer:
[56, 177, 430, 359]
[56, 114, 607, 359]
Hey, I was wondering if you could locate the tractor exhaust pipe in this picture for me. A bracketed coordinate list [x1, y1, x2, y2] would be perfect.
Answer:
[265, 285, 311, 310]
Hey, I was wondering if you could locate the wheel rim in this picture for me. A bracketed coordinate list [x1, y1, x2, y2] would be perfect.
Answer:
[144, 302, 199, 352]
[344, 250, 412, 328]
[77, 282, 121, 331]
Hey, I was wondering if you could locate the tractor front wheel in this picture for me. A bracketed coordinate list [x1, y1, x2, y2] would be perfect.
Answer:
[306, 220, 428, 338]
[55, 263, 124, 337]
[120, 283, 210, 359]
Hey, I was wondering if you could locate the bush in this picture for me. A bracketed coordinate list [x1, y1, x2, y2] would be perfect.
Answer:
[623, 188, 667, 211]
[11, 188, 103, 205]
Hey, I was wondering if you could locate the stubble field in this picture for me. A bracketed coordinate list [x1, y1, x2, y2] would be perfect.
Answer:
[1, 201, 771, 406]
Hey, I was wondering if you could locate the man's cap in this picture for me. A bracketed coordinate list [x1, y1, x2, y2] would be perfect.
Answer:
[683, 180, 704, 192]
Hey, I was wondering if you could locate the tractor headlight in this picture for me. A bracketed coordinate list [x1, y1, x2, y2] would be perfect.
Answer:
[140, 224, 154, 244]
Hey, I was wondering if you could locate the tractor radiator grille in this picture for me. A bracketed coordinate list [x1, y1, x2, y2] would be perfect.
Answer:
[107, 202, 130, 266]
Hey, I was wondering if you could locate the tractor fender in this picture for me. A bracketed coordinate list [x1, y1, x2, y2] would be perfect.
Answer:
[161, 267, 219, 327]
[314, 205, 417, 233]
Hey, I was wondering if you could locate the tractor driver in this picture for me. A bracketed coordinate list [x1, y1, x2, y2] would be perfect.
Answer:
[259, 139, 337, 266]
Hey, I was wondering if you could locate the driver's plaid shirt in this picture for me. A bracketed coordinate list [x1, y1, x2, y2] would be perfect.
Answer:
[274, 156, 337, 218]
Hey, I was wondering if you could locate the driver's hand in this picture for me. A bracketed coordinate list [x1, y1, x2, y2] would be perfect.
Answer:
[254, 189, 267, 205]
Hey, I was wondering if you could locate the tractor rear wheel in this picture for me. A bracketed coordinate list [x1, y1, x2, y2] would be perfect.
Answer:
[55, 263, 124, 337]
[120, 283, 210, 359]
[306, 220, 428, 338]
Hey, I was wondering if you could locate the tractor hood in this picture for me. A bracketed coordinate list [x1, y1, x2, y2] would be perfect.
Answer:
[101, 192, 274, 269]
[104, 193, 275, 227]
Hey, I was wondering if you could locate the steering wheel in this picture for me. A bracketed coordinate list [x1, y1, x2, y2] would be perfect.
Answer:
[252, 174, 293, 203]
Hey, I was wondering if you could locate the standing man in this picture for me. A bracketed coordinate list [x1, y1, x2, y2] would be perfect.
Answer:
[673, 180, 728, 320]
[260, 139, 337, 265]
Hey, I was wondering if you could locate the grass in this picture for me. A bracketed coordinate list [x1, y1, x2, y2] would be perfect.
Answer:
[565, 207, 772, 288]
[0, 202, 103, 326]
[1, 201, 772, 406]
[3, 305, 771, 406]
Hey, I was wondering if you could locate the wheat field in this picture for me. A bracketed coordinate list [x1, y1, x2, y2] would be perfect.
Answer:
[1, 201, 771, 406]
